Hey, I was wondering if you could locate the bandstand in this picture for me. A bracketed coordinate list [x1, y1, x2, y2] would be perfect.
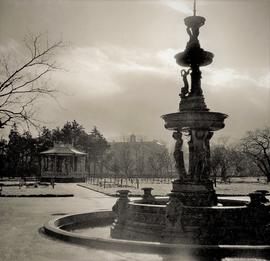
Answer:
[40, 143, 87, 182]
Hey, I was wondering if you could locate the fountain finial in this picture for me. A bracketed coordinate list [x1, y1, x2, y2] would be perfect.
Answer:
[193, 0, 196, 16]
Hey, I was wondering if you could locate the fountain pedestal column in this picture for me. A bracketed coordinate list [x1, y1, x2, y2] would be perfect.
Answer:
[171, 129, 217, 206]
[171, 128, 217, 207]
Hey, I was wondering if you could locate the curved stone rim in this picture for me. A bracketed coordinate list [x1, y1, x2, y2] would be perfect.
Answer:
[161, 111, 228, 131]
[42, 210, 270, 258]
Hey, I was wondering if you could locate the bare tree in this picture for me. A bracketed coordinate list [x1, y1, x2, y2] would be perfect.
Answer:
[0, 33, 63, 128]
[118, 142, 134, 179]
[240, 127, 270, 182]
[148, 150, 166, 178]
[103, 151, 120, 177]
[134, 143, 146, 177]
[211, 145, 232, 183]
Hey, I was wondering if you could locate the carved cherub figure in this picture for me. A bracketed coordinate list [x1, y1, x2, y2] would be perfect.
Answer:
[180, 69, 191, 98]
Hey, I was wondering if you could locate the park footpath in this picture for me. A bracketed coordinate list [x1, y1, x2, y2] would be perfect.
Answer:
[78, 179, 270, 198]
[0, 181, 73, 197]
[0, 183, 167, 261]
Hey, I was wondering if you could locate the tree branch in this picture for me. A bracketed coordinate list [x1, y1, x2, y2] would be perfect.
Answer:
[0, 33, 64, 129]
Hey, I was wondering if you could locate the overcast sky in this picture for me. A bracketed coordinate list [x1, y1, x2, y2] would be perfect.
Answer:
[0, 0, 269, 146]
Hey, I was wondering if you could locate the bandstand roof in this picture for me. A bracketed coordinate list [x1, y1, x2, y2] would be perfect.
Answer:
[40, 144, 86, 156]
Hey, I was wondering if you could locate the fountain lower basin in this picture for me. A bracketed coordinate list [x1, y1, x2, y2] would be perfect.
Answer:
[42, 197, 270, 259]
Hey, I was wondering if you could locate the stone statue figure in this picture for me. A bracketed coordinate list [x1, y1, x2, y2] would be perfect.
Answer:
[204, 131, 213, 180]
[173, 131, 187, 180]
[166, 194, 184, 232]
[189, 130, 211, 182]
[180, 69, 191, 98]
[186, 25, 200, 44]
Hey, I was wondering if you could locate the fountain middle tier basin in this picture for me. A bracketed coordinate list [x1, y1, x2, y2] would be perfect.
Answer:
[162, 111, 228, 131]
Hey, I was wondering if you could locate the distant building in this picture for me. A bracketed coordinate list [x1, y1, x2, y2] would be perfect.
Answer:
[108, 135, 175, 178]
[40, 143, 87, 182]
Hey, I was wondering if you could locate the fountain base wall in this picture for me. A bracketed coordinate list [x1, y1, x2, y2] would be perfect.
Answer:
[111, 196, 270, 245]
